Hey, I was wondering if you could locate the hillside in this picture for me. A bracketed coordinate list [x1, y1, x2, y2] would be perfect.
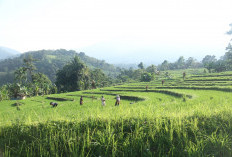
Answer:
[0, 46, 21, 60]
[0, 49, 118, 85]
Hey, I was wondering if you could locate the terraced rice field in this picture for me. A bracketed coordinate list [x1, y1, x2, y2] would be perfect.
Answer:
[0, 70, 232, 156]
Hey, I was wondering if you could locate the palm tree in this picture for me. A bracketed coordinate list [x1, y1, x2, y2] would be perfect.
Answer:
[14, 67, 27, 85]
[23, 55, 37, 82]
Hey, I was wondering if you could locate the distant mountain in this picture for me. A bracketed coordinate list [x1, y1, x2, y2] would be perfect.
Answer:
[0, 46, 21, 60]
[0, 49, 118, 86]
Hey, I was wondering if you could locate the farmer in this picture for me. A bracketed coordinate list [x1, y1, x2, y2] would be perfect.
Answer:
[101, 96, 106, 106]
[50, 102, 58, 107]
[80, 96, 83, 105]
[162, 80, 165, 86]
[183, 72, 186, 80]
[115, 95, 120, 106]
[146, 85, 148, 91]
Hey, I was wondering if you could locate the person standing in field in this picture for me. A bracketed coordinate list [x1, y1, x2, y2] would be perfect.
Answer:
[115, 95, 120, 106]
[80, 96, 83, 105]
[101, 96, 106, 106]
[183, 72, 186, 80]
[146, 85, 148, 91]
[162, 80, 165, 86]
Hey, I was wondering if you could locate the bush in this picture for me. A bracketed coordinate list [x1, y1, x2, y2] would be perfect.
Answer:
[141, 72, 153, 82]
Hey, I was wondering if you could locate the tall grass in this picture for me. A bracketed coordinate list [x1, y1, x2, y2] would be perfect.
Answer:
[1, 113, 232, 156]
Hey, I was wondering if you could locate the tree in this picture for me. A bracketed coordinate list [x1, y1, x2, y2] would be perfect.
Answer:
[160, 60, 169, 71]
[223, 51, 232, 70]
[56, 56, 88, 92]
[31, 72, 53, 95]
[224, 25, 232, 70]
[90, 69, 108, 88]
[141, 72, 153, 82]
[186, 57, 197, 68]
[133, 69, 143, 80]
[0, 85, 10, 101]
[23, 54, 37, 82]
[226, 43, 232, 51]
[14, 67, 27, 85]
[138, 62, 144, 69]
[202, 55, 217, 73]
[176, 56, 185, 69]
[13, 55, 54, 97]
[8, 83, 27, 98]
[14, 55, 37, 85]
[146, 64, 157, 74]
[214, 60, 227, 72]
[168, 63, 177, 70]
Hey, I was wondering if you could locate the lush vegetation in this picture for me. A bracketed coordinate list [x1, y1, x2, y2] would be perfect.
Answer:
[1, 69, 232, 156]
[0, 55, 57, 101]
[0, 54, 114, 100]
[56, 56, 111, 92]
[0, 49, 118, 86]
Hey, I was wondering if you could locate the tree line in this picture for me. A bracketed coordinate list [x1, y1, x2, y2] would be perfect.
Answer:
[116, 47, 232, 84]
[0, 49, 118, 86]
[0, 55, 112, 101]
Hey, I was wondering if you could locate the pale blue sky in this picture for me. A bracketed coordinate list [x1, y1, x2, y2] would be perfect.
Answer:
[0, 0, 232, 63]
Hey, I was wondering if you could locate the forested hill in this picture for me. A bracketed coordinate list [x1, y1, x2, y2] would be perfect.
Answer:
[0, 49, 118, 85]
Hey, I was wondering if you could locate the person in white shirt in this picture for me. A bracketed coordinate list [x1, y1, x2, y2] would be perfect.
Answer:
[115, 95, 120, 106]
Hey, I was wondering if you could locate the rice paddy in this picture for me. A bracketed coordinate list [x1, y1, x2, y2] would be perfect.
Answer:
[0, 70, 232, 156]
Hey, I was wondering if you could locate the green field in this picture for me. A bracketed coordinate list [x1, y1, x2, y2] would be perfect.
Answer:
[1, 70, 232, 156]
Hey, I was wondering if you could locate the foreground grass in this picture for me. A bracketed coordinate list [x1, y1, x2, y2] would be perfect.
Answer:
[1, 113, 232, 157]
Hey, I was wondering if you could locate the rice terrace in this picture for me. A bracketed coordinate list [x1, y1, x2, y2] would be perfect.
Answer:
[1, 69, 232, 156]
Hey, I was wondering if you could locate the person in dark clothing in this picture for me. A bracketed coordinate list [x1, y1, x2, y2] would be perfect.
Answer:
[183, 72, 186, 80]
[101, 96, 106, 106]
[162, 80, 165, 86]
[50, 102, 58, 107]
[80, 96, 83, 105]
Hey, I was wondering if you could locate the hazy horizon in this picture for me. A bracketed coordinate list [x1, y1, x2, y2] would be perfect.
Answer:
[0, 0, 232, 64]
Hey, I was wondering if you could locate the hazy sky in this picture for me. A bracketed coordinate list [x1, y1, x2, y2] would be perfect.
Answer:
[0, 0, 232, 64]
